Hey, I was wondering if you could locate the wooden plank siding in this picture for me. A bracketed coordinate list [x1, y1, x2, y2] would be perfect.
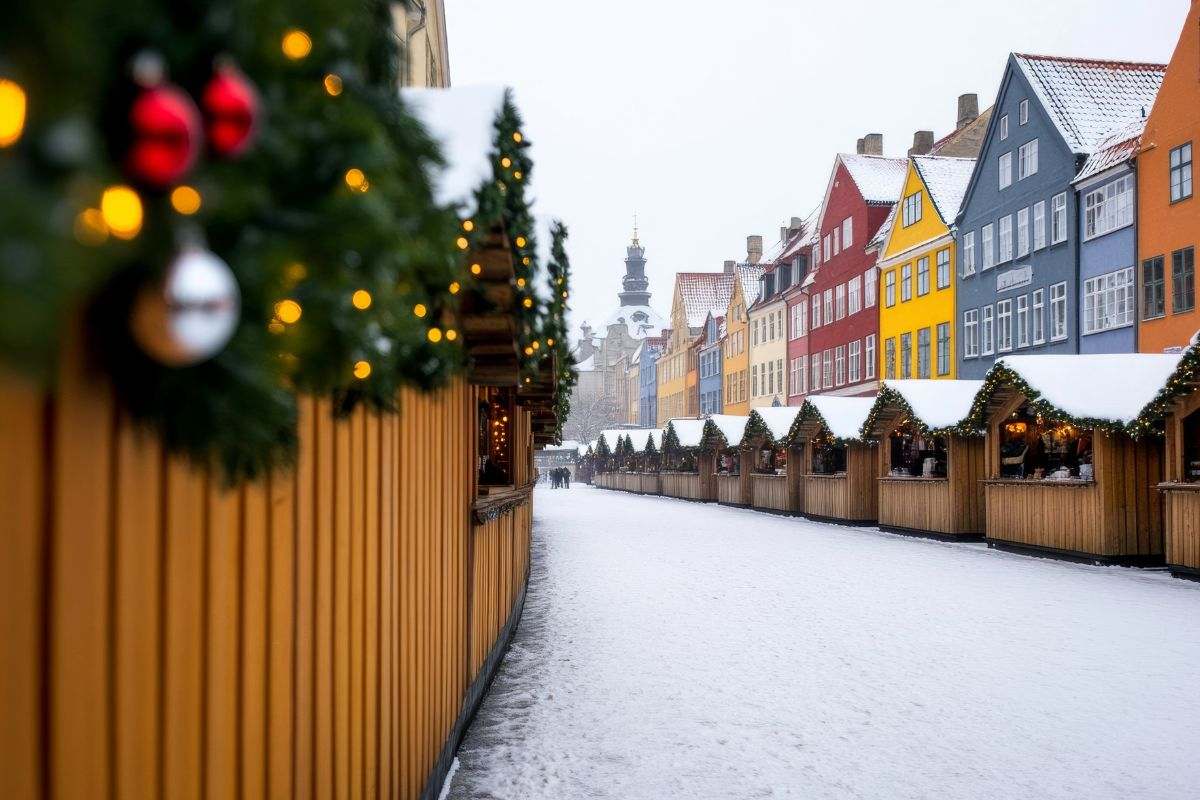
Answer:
[801, 444, 878, 523]
[716, 475, 742, 505]
[1160, 390, 1200, 573]
[750, 475, 792, 512]
[0, 354, 534, 800]
[877, 437, 985, 537]
[660, 473, 708, 500]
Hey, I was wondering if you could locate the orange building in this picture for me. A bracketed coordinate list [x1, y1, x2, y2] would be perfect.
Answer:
[1139, 0, 1200, 352]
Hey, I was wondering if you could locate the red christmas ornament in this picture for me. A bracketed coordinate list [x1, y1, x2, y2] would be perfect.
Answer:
[202, 62, 260, 158]
[126, 83, 203, 188]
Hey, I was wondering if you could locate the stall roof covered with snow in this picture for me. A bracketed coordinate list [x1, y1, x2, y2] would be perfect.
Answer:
[744, 406, 804, 447]
[664, 418, 707, 451]
[797, 396, 877, 443]
[700, 415, 750, 451]
[864, 380, 986, 438]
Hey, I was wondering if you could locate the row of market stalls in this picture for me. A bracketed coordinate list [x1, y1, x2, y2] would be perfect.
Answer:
[586, 349, 1200, 579]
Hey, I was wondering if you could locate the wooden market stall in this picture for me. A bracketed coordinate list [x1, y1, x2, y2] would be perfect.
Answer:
[794, 396, 879, 524]
[617, 428, 664, 494]
[971, 354, 1180, 564]
[702, 414, 751, 507]
[1152, 345, 1200, 578]
[863, 380, 987, 539]
[741, 406, 805, 513]
[660, 418, 712, 501]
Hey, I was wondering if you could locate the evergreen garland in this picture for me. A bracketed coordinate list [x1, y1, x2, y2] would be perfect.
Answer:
[791, 400, 866, 447]
[860, 384, 985, 443]
[741, 410, 775, 448]
[594, 433, 611, 459]
[1129, 343, 1200, 437]
[662, 421, 683, 455]
[643, 433, 659, 457]
[699, 418, 730, 453]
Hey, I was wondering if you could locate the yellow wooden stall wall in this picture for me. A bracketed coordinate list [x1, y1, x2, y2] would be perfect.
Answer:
[0, 350, 532, 800]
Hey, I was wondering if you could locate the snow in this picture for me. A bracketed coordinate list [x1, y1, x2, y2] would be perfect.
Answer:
[401, 85, 509, 210]
[598, 429, 629, 452]
[1014, 54, 1164, 155]
[750, 405, 802, 444]
[734, 264, 766, 307]
[601, 304, 667, 339]
[882, 379, 985, 431]
[677, 272, 736, 329]
[706, 414, 748, 447]
[666, 418, 706, 449]
[805, 395, 876, 441]
[574, 354, 595, 372]
[1074, 120, 1144, 184]
[616, 428, 663, 453]
[542, 439, 582, 452]
[839, 153, 908, 205]
[445, 486, 1200, 800]
[913, 155, 976, 224]
[996, 353, 1182, 425]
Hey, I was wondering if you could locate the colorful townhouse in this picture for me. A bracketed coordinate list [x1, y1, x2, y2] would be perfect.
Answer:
[876, 156, 976, 379]
[1139, 1, 1200, 353]
[721, 260, 765, 415]
[657, 270, 734, 424]
[749, 248, 790, 408]
[698, 313, 723, 414]
[807, 142, 904, 396]
[955, 53, 1165, 378]
[638, 333, 665, 427]
[782, 212, 820, 405]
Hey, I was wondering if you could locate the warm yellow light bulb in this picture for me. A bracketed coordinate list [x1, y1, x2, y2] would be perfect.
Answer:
[344, 168, 366, 190]
[462, 219, 475, 232]
[524, 346, 533, 356]
[513, 171, 523, 181]
[446, 329, 458, 341]
[547, 338, 555, 346]
[275, 299, 303, 324]
[501, 156, 512, 169]
[516, 277, 526, 288]
[522, 257, 531, 266]
[323, 73, 343, 96]
[448, 281, 460, 294]
[515, 236, 527, 248]
[413, 303, 427, 318]
[100, 185, 143, 240]
[522, 297, 533, 308]
[353, 360, 371, 379]
[531, 341, 540, 350]
[0, 79, 28, 147]
[512, 132, 523, 143]
[470, 263, 482, 275]
[282, 29, 312, 60]
[456, 236, 469, 250]
[170, 185, 202, 215]
[351, 289, 372, 310]
[427, 327, 443, 343]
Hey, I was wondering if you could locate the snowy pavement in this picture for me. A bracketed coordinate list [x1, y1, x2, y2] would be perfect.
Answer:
[445, 485, 1200, 800]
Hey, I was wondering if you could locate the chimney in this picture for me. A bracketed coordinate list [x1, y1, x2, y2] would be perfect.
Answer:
[779, 226, 789, 245]
[790, 216, 803, 231]
[859, 133, 883, 156]
[723, 259, 736, 274]
[746, 235, 763, 264]
[908, 130, 934, 156]
[957, 93, 979, 130]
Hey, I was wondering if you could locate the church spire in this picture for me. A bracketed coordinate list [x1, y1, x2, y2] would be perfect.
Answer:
[620, 222, 651, 307]
[632, 212, 639, 247]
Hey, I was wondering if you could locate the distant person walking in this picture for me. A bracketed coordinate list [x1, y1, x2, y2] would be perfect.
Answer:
[563, 468, 571, 489]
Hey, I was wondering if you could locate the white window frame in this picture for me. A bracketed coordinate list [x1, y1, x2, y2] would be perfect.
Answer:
[1017, 207, 1030, 257]
[842, 217, 853, 248]
[1033, 201, 1046, 250]
[999, 152, 1013, 190]
[823, 235, 831, 262]
[832, 227, 840, 256]
[822, 349, 833, 388]
[864, 267, 878, 307]
[1019, 99, 1029, 125]
[1171, 142, 1194, 202]
[917, 327, 931, 379]
[811, 355, 821, 393]
[811, 296, 821, 329]
[835, 283, 846, 320]
[824, 288, 833, 322]
[962, 231, 976, 276]
[848, 339, 861, 383]
[1016, 295, 1029, 348]
[848, 275, 862, 315]
[917, 256, 930, 296]
[901, 263, 913, 301]
[899, 333, 913, 379]
[865, 334, 876, 380]
[997, 299, 1013, 352]
[835, 345, 846, 386]
[1083, 174, 1134, 240]
[998, 215, 1013, 263]
[963, 309, 979, 358]
[936, 322, 951, 376]
[981, 305, 995, 355]
[1000, 114, 1009, 140]
[1032, 288, 1045, 344]
[903, 191, 922, 227]
[936, 248, 951, 289]
[1050, 281, 1068, 341]
[885, 270, 896, 307]
[1018, 139, 1039, 180]
[1051, 192, 1068, 244]
[982, 224, 995, 270]
[1082, 266, 1135, 335]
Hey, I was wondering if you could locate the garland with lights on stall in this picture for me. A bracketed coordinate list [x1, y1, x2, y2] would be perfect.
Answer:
[741, 410, 776, 447]
[1127, 342, 1200, 438]
[0, 0, 467, 481]
[793, 400, 867, 446]
[859, 384, 985, 444]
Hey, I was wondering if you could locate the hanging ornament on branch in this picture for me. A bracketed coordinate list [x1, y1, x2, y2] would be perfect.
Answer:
[202, 59, 260, 158]
[123, 52, 202, 189]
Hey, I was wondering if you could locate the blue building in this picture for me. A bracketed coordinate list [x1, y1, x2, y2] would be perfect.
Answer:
[637, 334, 664, 427]
[698, 313, 723, 415]
[955, 53, 1164, 378]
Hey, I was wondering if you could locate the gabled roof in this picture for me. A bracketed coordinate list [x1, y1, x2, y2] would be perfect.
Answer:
[1073, 119, 1145, 184]
[803, 396, 876, 442]
[701, 414, 750, 451]
[912, 156, 977, 225]
[676, 272, 735, 329]
[775, 207, 822, 264]
[864, 380, 985, 437]
[838, 154, 909, 205]
[664, 418, 706, 449]
[931, 106, 995, 158]
[744, 406, 803, 446]
[731, 264, 766, 309]
[1013, 53, 1165, 155]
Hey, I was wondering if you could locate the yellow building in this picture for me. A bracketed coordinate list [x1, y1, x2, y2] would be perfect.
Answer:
[876, 156, 975, 380]
[722, 264, 764, 414]
[659, 271, 734, 425]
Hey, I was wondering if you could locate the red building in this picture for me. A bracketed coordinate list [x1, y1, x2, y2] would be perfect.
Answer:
[783, 209, 821, 405]
[806, 141, 906, 397]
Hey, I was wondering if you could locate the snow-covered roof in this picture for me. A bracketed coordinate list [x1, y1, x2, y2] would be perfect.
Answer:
[578, 443, 590, 456]
[878, 380, 985, 432]
[748, 406, 803, 445]
[575, 353, 596, 372]
[804, 396, 876, 442]
[704, 414, 749, 449]
[734, 264, 766, 307]
[1074, 119, 1145, 184]
[602, 303, 667, 339]
[676, 272, 736, 329]
[839, 154, 908, 205]
[401, 85, 509, 210]
[994, 353, 1182, 426]
[913, 156, 976, 224]
[619, 428, 663, 453]
[666, 418, 706, 449]
[1013, 54, 1165, 155]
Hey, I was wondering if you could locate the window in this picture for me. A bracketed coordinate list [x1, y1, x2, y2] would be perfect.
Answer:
[823, 234, 831, 262]
[835, 283, 847, 320]
[1018, 139, 1038, 180]
[1050, 281, 1068, 340]
[849, 339, 861, 383]
[962, 231, 976, 276]
[1016, 295, 1029, 347]
[832, 227, 840, 256]
[1000, 114, 1009, 140]
[865, 334, 876, 379]
[790, 356, 804, 396]
[813, 244, 821, 267]
[1082, 267, 1135, 334]
[824, 289, 833, 322]
[1017, 207, 1030, 257]
[900, 333, 913, 379]
[790, 302, 807, 339]
[1051, 193, 1068, 244]
[999, 215, 1013, 263]
[916, 257, 930, 296]
[885, 337, 897, 379]
[1033, 201, 1046, 250]
[811, 295, 821, 328]
[936, 323, 951, 375]
[822, 350, 833, 388]
[981, 305, 994, 355]
[1084, 175, 1134, 239]
[752, 363, 759, 397]
[1143, 256, 1165, 320]
[917, 328, 931, 379]
[811, 356, 821, 393]
[1171, 143, 1193, 202]
[999, 152, 1013, 189]
[963, 309, 979, 357]
[1032, 288, 1045, 344]
[885, 270, 896, 307]
[842, 217, 854, 248]
[752, 319, 759, 346]
[903, 191, 922, 227]
[1174, 247, 1196, 313]
[835, 346, 846, 386]
[1019, 99, 1029, 125]
[848, 275, 862, 315]
[901, 263, 913, 301]
[997, 299, 1013, 351]
[936, 248, 950, 289]
[864, 267, 877, 307]
[982, 224, 995, 270]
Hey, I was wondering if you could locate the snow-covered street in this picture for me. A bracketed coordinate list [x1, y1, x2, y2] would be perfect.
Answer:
[445, 485, 1200, 800]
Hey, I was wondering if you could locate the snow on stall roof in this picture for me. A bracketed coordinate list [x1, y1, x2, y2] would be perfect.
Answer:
[751, 406, 803, 443]
[805, 396, 876, 441]
[707, 414, 749, 447]
[677, 273, 736, 329]
[882, 380, 985, 431]
[401, 85, 509, 210]
[839, 154, 908, 205]
[667, 418, 706, 448]
[1013, 54, 1164, 155]
[597, 430, 628, 452]
[617, 428, 663, 452]
[543, 439, 582, 452]
[913, 156, 976, 224]
[996, 353, 1182, 425]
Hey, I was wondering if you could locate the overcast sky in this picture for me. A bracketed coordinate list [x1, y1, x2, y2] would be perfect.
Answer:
[445, 0, 1184, 342]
